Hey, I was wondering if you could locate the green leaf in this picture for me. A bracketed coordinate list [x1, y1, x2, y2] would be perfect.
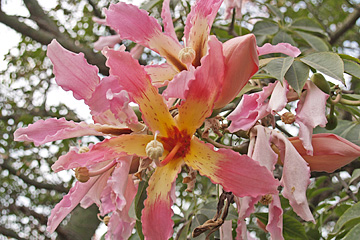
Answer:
[349, 169, 360, 185]
[135, 220, 144, 240]
[272, 30, 296, 45]
[283, 214, 309, 240]
[263, 57, 294, 82]
[266, 4, 284, 20]
[253, 21, 279, 36]
[198, 201, 237, 220]
[284, 60, 309, 93]
[339, 54, 360, 64]
[343, 223, 360, 240]
[307, 187, 333, 199]
[343, 59, 360, 79]
[295, 31, 329, 52]
[177, 221, 191, 240]
[134, 180, 148, 220]
[300, 52, 345, 84]
[314, 120, 360, 145]
[329, 202, 360, 237]
[291, 18, 326, 35]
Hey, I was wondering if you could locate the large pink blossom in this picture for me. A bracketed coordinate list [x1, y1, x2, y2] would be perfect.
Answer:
[105, 0, 259, 109]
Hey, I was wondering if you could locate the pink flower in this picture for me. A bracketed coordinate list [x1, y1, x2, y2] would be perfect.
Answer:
[105, 0, 259, 109]
[228, 80, 329, 154]
[289, 133, 360, 173]
[14, 40, 143, 238]
[224, 0, 244, 20]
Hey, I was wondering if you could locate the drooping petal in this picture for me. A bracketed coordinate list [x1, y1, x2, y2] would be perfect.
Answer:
[142, 158, 183, 240]
[235, 196, 261, 240]
[161, 0, 177, 40]
[296, 81, 329, 155]
[106, 89, 139, 125]
[267, 80, 289, 114]
[272, 131, 315, 222]
[220, 220, 233, 240]
[184, 0, 223, 66]
[105, 208, 136, 240]
[185, 138, 279, 198]
[47, 40, 100, 102]
[227, 82, 277, 132]
[162, 67, 195, 100]
[266, 194, 284, 240]
[176, 36, 225, 135]
[105, 2, 186, 72]
[214, 34, 259, 109]
[94, 35, 121, 51]
[52, 134, 154, 172]
[290, 133, 360, 172]
[104, 48, 177, 137]
[14, 118, 131, 146]
[130, 44, 145, 60]
[144, 63, 178, 87]
[257, 43, 301, 57]
[47, 177, 101, 233]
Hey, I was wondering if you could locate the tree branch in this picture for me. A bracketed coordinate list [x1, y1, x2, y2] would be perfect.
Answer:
[0, 159, 68, 193]
[329, 5, 360, 45]
[0, 225, 27, 240]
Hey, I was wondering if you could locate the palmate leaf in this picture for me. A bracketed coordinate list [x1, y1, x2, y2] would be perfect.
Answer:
[328, 202, 360, 238]
[252, 20, 279, 36]
[342, 222, 360, 240]
[263, 57, 294, 83]
[290, 18, 327, 35]
[295, 31, 329, 52]
[284, 60, 309, 93]
[343, 59, 360, 79]
[300, 52, 345, 84]
[272, 30, 296, 45]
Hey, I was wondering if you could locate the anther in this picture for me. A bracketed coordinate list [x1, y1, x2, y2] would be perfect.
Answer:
[281, 112, 296, 124]
[178, 47, 196, 65]
[75, 167, 90, 182]
[78, 146, 90, 153]
[145, 131, 164, 166]
[260, 194, 273, 205]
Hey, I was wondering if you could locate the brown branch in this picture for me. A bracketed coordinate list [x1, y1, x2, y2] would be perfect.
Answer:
[87, 0, 103, 19]
[329, 5, 360, 45]
[334, 172, 358, 202]
[0, 225, 27, 240]
[0, 159, 68, 193]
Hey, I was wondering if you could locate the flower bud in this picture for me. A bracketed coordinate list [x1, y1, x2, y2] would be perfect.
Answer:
[178, 47, 196, 65]
[281, 112, 296, 124]
[311, 73, 330, 94]
[325, 114, 338, 130]
[75, 167, 90, 182]
[145, 139, 164, 160]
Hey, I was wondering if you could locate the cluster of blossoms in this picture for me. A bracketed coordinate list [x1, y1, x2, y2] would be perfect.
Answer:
[14, 0, 360, 239]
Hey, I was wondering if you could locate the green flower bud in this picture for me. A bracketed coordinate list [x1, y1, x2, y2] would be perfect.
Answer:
[325, 114, 338, 130]
[311, 73, 330, 94]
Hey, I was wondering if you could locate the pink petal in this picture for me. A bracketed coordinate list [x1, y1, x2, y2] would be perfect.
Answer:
[161, 0, 177, 40]
[47, 177, 100, 233]
[103, 48, 177, 137]
[92, 16, 106, 25]
[257, 43, 301, 57]
[94, 35, 121, 51]
[130, 44, 145, 60]
[272, 131, 315, 222]
[144, 63, 178, 87]
[162, 67, 195, 100]
[227, 82, 277, 132]
[105, 208, 136, 240]
[290, 133, 360, 172]
[267, 80, 289, 113]
[13, 118, 129, 146]
[266, 194, 284, 240]
[176, 36, 225, 135]
[215, 34, 259, 109]
[105, 2, 185, 71]
[220, 220, 233, 240]
[106, 89, 139, 125]
[184, 0, 222, 64]
[235, 196, 260, 240]
[185, 138, 279, 198]
[295, 81, 329, 155]
[47, 40, 100, 102]
[141, 159, 183, 240]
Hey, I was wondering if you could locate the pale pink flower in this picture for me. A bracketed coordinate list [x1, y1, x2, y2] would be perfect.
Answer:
[224, 0, 244, 20]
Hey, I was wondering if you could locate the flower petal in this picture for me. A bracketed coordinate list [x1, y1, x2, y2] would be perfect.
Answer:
[267, 80, 289, 113]
[142, 158, 183, 240]
[296, 81, 329, 155]
[104, 49, 177, 137]
[162, 67, 195, 100]
[106, 89, 139, 125]
[235, 196, 260, 240]
[290, 133, 360, 172]
[266, 194, 284, 240]
[94, 35, 121, 51]
[52, 134, 154, 172]
[105, 2, 186, 71]
[257, 43, 301, 57]
[144, 63, 178, 87]
[176, 36, 224, 135]
[47, 40, 100, 102]
[161, 0, 177, 40]
[14, 118, 131, 146]
[185, 138, 279, 198]
[272, 131, 314, 222]
[184, 0, 223, 66]
[47, 177, 100, 233]
[214, 34, 259, 109]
